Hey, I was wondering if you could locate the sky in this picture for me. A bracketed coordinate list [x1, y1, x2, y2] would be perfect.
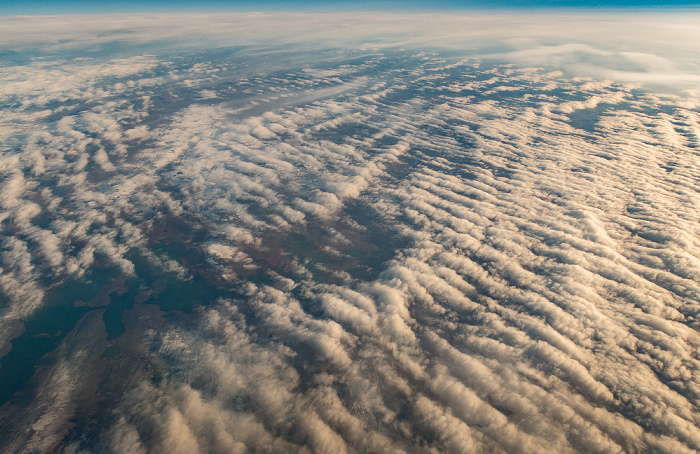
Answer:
[2, 0, 700, 14]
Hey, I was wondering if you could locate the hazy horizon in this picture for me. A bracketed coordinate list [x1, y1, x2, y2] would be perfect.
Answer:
[3, 0, 700, 15]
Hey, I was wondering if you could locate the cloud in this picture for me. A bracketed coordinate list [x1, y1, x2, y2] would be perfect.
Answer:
[1, 12, 700, 454]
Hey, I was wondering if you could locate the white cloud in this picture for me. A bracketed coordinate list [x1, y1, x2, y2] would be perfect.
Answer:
[1, 13, 700, 454]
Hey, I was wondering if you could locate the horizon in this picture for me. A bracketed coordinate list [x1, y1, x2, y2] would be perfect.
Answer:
[3, 0, 700, 15]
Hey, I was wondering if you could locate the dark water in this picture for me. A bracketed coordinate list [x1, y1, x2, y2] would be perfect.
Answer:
[0, 271, 120, 407]
[0, 242, 234, 407]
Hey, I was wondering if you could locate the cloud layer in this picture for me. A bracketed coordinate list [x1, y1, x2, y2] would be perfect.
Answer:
[0, 12, 699, 454]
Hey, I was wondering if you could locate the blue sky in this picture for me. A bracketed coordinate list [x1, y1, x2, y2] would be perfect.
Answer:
[2, 0, 699, 14]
